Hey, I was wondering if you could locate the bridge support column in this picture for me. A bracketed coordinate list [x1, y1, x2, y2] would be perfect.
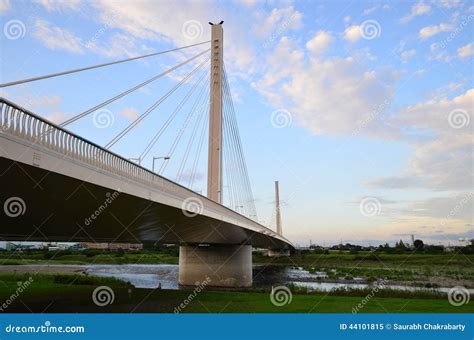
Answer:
[178, 244, 252, 288]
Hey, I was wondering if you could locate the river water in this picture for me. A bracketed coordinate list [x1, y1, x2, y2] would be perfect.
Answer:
[85, 264, 472, 293]
[3, 264, 471, 293]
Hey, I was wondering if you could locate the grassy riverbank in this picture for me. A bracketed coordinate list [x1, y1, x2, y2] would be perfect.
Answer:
[254, 252, 474, 288]
[1, 250, 472, 288]
[0, 249, 179, 265]
[0, 274, 471, 313]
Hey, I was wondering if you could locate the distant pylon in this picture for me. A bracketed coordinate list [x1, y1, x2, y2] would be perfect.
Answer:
[275, 181, 282, 235]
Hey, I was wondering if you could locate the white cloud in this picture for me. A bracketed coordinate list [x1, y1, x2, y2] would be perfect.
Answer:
[29, 95, 62, 107]
[363, 4, 390, 16]
[419, 22, 453, 39]
[402, 193, 473, 221]
[44, 111, 69, 124]
[368, 89, 473, 191]
[253, 5, 303, 39]
[434, 0, 462, 9]
[457, 43, 474, 58]
[344, 25, 362, 43]
[92, 0, 257, 74]
[33, 0, 81, 12]
[33, 19, 84, 54]
[32, 19, 153, 58]
[306, 31, 332, 55]
[401, 49, 416, 62]
[119, 107, 139, 121]
[0, 0, 10, 15]
[238, 0, 257, 7]
[254, 37, 399, 135]
[401, 1, 431, 23]
[86, 33, 154, 58]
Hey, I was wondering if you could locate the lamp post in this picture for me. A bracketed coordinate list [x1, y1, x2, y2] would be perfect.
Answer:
[152, 156, 170, 173]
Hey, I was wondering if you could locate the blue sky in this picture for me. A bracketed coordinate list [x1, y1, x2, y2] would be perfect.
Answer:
[1, 0, 472, 246]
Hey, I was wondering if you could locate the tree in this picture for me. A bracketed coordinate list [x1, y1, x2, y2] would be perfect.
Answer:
[414, 239, 424, 250]
[396, 240, 407, 249]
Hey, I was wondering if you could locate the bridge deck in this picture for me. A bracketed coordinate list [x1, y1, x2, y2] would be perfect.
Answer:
[0, 98, 293, 250]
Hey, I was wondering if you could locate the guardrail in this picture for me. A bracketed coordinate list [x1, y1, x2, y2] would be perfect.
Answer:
[0, 97, 179, 195]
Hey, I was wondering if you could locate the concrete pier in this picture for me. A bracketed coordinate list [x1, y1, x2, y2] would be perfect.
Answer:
[178, 244, 252, 287]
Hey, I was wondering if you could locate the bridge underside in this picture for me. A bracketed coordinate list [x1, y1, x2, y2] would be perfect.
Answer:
[0, 157, 288, 250]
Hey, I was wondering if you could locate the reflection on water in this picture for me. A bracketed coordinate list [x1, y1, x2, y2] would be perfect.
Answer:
[86, 264, 179, 289]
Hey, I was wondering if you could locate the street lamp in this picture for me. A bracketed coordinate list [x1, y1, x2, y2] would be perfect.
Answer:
[152, 156, 170, 173]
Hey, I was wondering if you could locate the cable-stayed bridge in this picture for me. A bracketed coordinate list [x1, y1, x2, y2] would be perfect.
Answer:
[0, 22, 293, 287]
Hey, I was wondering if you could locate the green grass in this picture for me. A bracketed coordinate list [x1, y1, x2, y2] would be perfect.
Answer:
[0, 273, 471, 313]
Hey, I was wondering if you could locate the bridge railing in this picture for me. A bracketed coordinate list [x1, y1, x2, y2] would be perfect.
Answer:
[0, 98, 196, 198]
[0, 98, 292, 247]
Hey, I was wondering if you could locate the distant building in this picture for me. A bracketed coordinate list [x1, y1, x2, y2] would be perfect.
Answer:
[79, 242, 143, 250]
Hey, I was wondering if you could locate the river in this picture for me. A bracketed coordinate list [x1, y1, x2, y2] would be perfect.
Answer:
[2, 264, 472, 294]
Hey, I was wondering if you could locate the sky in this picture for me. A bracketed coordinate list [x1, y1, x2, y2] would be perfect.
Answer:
[0, 0, 472, 247]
